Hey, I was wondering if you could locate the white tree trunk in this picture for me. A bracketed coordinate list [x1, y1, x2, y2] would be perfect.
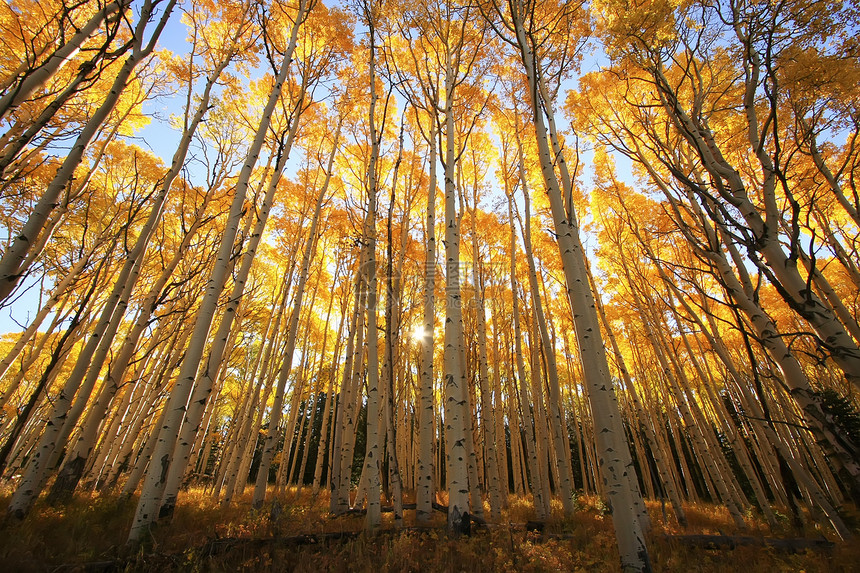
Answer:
[507, 15, 651, 569]
[416, 118, 438, 522]
[126, 0, 309, 542]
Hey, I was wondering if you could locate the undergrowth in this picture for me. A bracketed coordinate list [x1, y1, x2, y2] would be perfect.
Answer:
[0, 486, 857, 572]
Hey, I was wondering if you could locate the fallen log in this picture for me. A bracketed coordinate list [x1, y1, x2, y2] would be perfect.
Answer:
[50, 527, 838, 571]
[661, 534, 835, 553]
[336, 502, 486, 527]
[335, 503, 417, 517]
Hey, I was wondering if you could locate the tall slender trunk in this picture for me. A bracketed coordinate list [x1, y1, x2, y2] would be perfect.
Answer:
[382, 119, 406, 527]
[360, 13, 383, 530]
[514, 145, 575, 514]
[127, 0, 309, 542]
[441, 47, 471, 532]
[0, 268, 100, 479]
[162, 90, 306, 518]
[649, 58, 860, 389]
[312, 284, 345, 495]
[462, 166, 502, 518]
[416, 118, 438, 522]
[507, 193, 548, 519]
[0, 246, 96, 388]
[332, 265, 365, 513]
[508, 14, 651, 568]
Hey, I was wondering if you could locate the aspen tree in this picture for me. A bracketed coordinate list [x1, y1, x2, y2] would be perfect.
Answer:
[733, 341, 853, 538]
[506, 191, 548, 519]
[483, 0, 652, 567]
[0, 1, 132, 178]
[383, 4, 444, 522]
[463, 159, 502, 517]
[666, 185, 860, 497]
[280, 291, 324, 492]
[561, 332, 590, 493]
[300, 146, 348, 498]
[0, 261, 104, 474]
[681, 318, 779, 527]
[488, 288, 510, 502]
[502, 299, 527, 497]
[312, 274, 347, 495]
[169, 81, 313, 515]
[349, 0, 387, 530]
[0, 230, 131, 462]
[127, 0, 313, 543]
[597, 0, 860, 389]
[7, 224, 150, 516]
[332, 262, 366, 513]
[0, 245, 99, 387]
[46, 19, 246, 501]
[293, 376, 323, 493]
[609, 233, 750, 524]
[606, 192, 773, 518]
[580, 68, 860, 495]
[327, 288, 352, 510]
[0, 298, 74, 413]
[259, 240, 322, 501]
[416, 105, 438, 524]
[213, 277, 280, 499]
[381, 116, 407, 526]
[105, 319, 193, 491]
[219, 271, 291, 501]
[526, 314, 554, 512]
[514, 133, 575, 514]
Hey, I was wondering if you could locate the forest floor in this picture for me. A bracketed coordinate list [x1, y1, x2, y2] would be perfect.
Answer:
[0, 487, 858, 572]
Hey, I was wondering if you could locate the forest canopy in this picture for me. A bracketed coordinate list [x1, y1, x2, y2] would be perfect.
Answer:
[0, 0, 858, 570]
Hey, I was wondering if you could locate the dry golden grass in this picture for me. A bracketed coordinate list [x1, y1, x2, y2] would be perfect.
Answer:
[0, 486, 857, 572]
